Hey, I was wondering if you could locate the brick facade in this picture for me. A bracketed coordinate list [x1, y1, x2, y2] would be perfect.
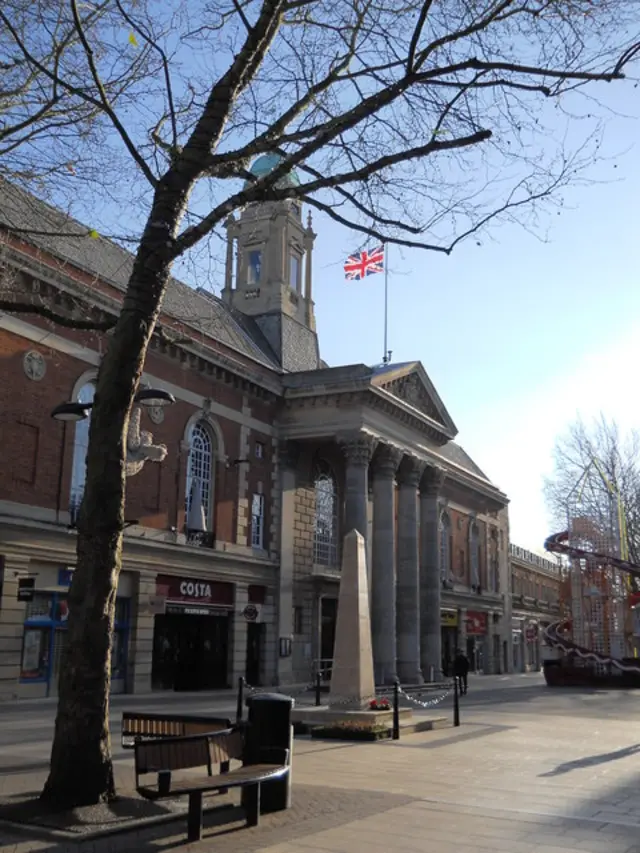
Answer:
[510, 545, 562, 672]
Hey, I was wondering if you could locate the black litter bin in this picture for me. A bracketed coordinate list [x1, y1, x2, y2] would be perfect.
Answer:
[242, 692, 294, 813]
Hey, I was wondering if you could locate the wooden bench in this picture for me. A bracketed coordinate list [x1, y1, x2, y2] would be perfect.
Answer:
[121, 711, 232, 748]
[134, 727, 289, 841]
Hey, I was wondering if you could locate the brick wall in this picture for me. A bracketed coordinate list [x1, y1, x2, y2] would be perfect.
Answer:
[0, 326, 277, 544]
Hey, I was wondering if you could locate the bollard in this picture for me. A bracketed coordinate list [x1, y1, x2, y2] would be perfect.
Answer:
[236, 676, 245, 724]
[392, 679, 400, 740]
[243, 693, 294, 813]
[315, 671, 322, 707]
[453, 675, 460, 728]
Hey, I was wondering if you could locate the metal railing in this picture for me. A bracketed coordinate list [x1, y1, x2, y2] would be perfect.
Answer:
[235, 674, 461, 740]
[312, 658, 333, 682]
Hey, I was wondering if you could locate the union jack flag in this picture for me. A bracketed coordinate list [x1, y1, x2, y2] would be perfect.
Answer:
[344, 245, 385, 280]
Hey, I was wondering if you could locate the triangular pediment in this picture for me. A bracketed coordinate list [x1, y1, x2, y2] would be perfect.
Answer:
[371, 361, 457, 440]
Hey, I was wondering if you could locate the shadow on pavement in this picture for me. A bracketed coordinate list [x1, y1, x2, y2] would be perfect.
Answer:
[0, 784, 420, 852]
[539, 744, 640, 777]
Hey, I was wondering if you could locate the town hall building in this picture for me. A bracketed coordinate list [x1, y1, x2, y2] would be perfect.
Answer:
[0, 157, 512, 701]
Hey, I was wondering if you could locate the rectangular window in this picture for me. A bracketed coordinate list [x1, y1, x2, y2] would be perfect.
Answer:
[248, 250, 262, 284]
[289, 253, 300, 289]
[25, 593, 53, 622]
[255, 441, 265, 460]
[294, 606, 304, 635]
[112, 629, 127, 680]
[251, 493, 265, 549]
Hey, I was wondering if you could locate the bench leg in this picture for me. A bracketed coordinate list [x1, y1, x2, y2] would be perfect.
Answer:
[219, 760, 230, 795]
[245, 782, 261, 828]
[187, 791, 203, 842]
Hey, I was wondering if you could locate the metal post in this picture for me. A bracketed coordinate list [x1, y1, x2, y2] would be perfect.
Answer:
[315, 671, 322, 707]
[453, 674, 460, 728]
[236, 676, 245, 723]
[392, 679, 400, 740]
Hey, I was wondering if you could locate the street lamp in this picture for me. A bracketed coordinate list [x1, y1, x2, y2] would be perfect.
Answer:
[51, 401, 90, 422]
[133, 388, 176, 408]
[51, 387, 176, 421]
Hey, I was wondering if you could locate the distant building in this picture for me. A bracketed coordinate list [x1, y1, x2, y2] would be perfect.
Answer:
[510, 545, 562, 671]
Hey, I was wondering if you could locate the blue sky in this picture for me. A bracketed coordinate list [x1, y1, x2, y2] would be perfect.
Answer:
[309, 83, 640, 553]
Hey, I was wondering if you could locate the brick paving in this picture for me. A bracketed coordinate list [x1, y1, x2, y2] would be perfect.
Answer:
[2, 676, 640, 851]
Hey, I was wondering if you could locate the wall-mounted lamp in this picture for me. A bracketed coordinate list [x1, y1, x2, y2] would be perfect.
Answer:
[228, 458, 250, 468]
[51, 387, 176, 421]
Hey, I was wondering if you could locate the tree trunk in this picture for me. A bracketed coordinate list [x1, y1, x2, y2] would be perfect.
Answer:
[40, 182, 186, 808]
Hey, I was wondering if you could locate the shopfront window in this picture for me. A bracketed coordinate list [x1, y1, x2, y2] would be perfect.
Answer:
[20, 628, 50, 680]
[20, 592, 130, 684]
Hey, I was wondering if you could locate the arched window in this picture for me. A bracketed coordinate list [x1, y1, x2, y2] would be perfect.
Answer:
[70, 381, 95, 510]
[185, 421, 214, 528]
[470, 522, 481, 588]
[313, 461, 339, 567]
[440, 511, 451, 582]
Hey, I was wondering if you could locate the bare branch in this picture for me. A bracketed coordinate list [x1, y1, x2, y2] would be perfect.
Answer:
[68, 0, 158, 186]
[114, 0, 178, 151]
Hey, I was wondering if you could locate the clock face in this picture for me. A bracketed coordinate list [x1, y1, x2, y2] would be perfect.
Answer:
[23, 350, 46, 381]
[148, 405, 165, 425]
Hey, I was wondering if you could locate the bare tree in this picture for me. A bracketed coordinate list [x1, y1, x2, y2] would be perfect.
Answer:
[0, 0, 161, 194]
[0, 0, 638, 808]
[544, 416, 640, 566]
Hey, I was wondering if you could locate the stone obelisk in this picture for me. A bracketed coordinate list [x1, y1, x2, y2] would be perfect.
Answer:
[328, 529, 376, 710]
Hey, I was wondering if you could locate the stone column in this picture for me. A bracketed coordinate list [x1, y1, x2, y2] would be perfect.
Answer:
[419, 466, 445, 682]
[276, 441, 299, 685]
[396, 455, 426, 684]
[371, 444, 403, 685]
[340, 432, 377, 543]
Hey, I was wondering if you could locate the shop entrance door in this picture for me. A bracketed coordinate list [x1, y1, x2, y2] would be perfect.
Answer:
[320, 597, 338, 681]
[152, 611, 229, 691]
[245, 622, 264, 687]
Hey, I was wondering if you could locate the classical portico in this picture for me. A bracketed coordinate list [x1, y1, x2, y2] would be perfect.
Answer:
[277, 361, 509, 685]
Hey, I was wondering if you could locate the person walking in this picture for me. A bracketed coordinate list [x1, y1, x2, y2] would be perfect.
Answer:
[454, 649, 470, 695]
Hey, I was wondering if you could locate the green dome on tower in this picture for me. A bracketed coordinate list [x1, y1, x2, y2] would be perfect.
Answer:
[245, 153, 301, 189]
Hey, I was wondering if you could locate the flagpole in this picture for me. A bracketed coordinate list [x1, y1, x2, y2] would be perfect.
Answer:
[383, 242, 389, 363]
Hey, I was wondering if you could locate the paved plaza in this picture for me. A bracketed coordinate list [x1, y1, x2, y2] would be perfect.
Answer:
[1, 674, 640, 852]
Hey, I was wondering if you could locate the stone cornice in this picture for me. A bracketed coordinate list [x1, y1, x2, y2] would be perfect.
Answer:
[441, 590, 506, 612]
[280, 398, 508, 506]
[368, 386, 453, 443]
[0, 516, 279, 579]
[439, 473, 508, 513]
[283, 385, 451, 445]
[2, 244, 282, 400]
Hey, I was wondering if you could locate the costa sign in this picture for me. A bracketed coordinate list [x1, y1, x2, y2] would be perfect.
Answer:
[156, 574, 234, 607]
[180, 581, 212, 599]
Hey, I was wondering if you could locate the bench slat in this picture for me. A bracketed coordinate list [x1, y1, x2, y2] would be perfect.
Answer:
[209, 731, 243, 764]
[122, 713, 232, 748]
[137, 763, 288, 800]
[136, 737, 211, 774]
